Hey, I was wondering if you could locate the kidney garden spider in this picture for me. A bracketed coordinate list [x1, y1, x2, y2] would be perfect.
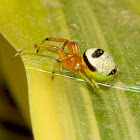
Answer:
[34, 37, 118, 92]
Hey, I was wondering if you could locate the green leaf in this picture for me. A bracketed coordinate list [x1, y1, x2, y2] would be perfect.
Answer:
[0, 0, 140, 140]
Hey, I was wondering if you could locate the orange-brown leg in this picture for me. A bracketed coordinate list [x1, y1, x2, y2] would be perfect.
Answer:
[41, 37, 74, 55]
[61, 42, 73, 54]
[51, 39, 80, 56]
[34, 44, 66, 80]
[41, 37, 68, 43]
[62, 42, 80, 56]
[34, 44, 65, 58]
[57, 54, 75, 62]
[71, 42, 80, 56]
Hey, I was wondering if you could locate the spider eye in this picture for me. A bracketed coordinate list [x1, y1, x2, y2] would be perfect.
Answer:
[108, 68, 117, 76]
[91, 49, 104, 58]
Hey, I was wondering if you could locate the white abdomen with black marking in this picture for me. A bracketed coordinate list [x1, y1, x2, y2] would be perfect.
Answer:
[83, 48, 117, 76]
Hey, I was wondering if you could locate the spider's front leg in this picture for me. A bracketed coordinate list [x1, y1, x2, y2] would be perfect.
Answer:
[41, 37, 74, 54]
[34, 44, 66, 80]
[34, 43, 75, 80]
[40, 37, 80, 55]
[41, 37, 68, 44]
[34, 44, 65, 58]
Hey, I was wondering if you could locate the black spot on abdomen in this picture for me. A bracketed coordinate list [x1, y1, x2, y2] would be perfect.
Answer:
[108, 67, 117, 76]
[92, 49, 104, 58]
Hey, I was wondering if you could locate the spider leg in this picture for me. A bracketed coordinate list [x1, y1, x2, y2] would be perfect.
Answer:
[51, 62, 64, 79]
[34, 44, 66, 79]
[57, 54, 75, 62]
[51, 62, 61, 80]
[51, 54, 73, 79]
[52, 55, 72, 80]
[79, 71, 102, 93]
[41, 37, 68, 52]
[41, 37, 68, 44]
[61, 41, 80, 56]
[34, 44, 65, 58]
[41, 37, 74, 54]
[41, 37, 80, 55]
[60, 41, 80, 56]
[52, 71, 55, 79]
[62, 42, 66, 51]
[62, 41, 80, 56]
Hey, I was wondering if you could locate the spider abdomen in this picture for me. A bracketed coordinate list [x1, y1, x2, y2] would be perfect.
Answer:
[82, 48, 118, 82]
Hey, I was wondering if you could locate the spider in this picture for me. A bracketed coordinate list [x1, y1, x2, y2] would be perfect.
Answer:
[34, 37, 118, 92]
